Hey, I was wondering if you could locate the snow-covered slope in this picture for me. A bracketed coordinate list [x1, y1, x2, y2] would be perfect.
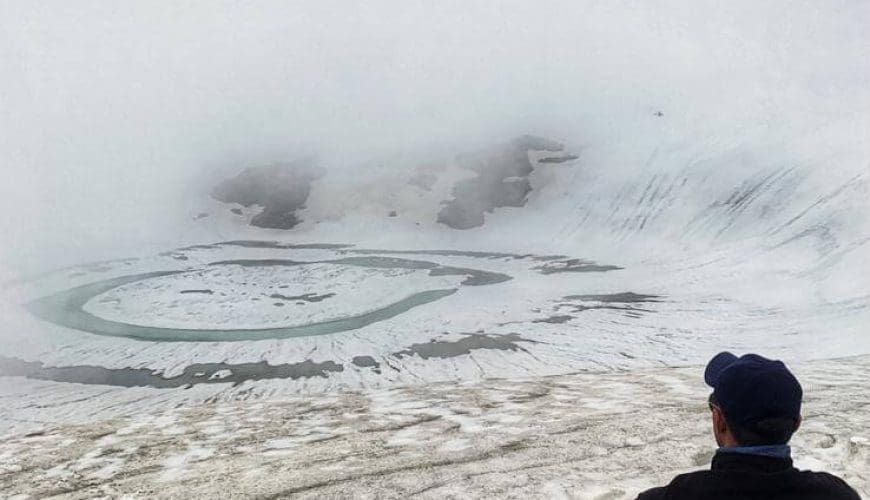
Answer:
[2, 354, 868, 498]
[2, 120, 867, 398]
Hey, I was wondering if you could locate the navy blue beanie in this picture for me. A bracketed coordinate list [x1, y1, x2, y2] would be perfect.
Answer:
[704, 352, 802, 426]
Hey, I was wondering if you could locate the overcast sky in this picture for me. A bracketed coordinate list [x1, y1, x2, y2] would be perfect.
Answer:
[1, 1, 868, 276]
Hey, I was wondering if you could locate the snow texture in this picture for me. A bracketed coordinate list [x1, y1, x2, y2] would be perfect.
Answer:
[0, 355, 867, 498]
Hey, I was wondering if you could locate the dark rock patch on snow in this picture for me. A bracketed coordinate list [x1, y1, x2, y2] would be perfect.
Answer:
[437, 135, 568, 229]
[393, 332, 536, 360]
[538, 154, 579, 164]
[331, 256, 438, 270]
[270, 292, 336, 303]
[532, 315, 574, 324]
[533, 258, 623, 274]
[218, 240, 351, 250]
[212, 159, 324, 229]
[554, 292, 663, 317]
[0, 356, 344, 388]
[252, 210, 301, 229]
[346, 247, 567, 261]
[351, 356, 381, 373]
[563, 292, 661, 303]
[175, 243, 221, 251]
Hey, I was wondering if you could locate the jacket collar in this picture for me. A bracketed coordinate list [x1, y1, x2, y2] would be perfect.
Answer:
[711, 450, 795, 473]
[718, 444, 791, 459]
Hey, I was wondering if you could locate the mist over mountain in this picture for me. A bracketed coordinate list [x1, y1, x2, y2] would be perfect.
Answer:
[2, 1, 868, 280]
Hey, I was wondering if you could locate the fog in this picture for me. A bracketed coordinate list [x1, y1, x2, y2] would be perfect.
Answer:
[1, 0, 868, 278]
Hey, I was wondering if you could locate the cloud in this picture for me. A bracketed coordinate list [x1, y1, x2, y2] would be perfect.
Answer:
[1, 0, 867, 275]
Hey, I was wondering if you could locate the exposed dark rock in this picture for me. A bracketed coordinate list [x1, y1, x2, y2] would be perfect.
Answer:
[212, 159, 324, 229]
[533, 258, 623, 274]
[532, 315, 574, 324]
[270, 292, 335, 303]
[539, 154, 579, 164]
[563, 292, 662, 303]
[555, 303, 653, 315]
[437, 135, 568, 229]
[554, 292, 663, 317]
[175, 243, 220, 251]
[230, 208, 243, 215]
[393, 333, 536, 360]
[388, 210, 398, 217]
[194, 212, 209, 220]
[217, 240, 352, 250]
[0, 356, 344, 388]
[330, 256, 438, 270]
[347, 247, 567, 261]
[180, 289, 214, 295]
[251, 210, 301, 229]
[351, 356, 380, 373]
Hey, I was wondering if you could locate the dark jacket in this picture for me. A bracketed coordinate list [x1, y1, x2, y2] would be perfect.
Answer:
[636, 451, 860, 500]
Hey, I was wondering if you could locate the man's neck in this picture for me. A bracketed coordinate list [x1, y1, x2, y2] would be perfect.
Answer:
[718, 444, 791, 459]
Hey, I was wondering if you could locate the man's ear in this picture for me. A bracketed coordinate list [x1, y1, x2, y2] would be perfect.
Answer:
[794, 416, 801, 433]
[713, 409, 728, 435]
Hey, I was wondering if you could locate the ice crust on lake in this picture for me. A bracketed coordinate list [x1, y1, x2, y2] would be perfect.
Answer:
[84, 263, 460, 330]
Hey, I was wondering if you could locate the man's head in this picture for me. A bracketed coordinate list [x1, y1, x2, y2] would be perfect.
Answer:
[704, 352, 803, 447]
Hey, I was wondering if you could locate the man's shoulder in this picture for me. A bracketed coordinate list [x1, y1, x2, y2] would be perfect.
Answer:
[636, 468, 860, 500]
[635, 470, 713, 500]
[795, 469, 861, 499]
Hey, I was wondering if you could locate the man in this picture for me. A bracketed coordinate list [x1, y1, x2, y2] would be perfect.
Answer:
[637, 352, 860, 499]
